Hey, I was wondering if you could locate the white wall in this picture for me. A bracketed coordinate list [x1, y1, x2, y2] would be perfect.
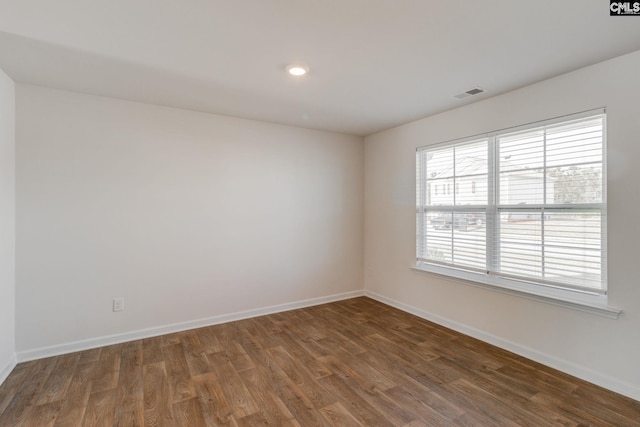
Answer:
[364, 50, 640, 400]
[15, 85, 363, 356]
[0, 68, 16, 383]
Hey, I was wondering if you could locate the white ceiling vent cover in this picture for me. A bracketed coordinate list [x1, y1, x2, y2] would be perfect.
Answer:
[454, 87, 485, 99]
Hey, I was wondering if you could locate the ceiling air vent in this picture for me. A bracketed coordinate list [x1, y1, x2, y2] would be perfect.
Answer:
[454, 87, 485, 99]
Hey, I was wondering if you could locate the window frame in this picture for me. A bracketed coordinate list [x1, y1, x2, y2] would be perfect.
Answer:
[414, 109, 619, 318]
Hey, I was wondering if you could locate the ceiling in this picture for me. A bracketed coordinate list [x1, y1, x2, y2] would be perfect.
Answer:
[1, 1, 640, 136]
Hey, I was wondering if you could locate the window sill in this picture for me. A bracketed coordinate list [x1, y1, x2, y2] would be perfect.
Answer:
[412, 262, 621, 319]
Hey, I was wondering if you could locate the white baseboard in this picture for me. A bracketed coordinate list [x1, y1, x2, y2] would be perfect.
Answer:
[0, 353, 17, 386]
[364, 290, 640, 402]
[17, 289, 365, 363]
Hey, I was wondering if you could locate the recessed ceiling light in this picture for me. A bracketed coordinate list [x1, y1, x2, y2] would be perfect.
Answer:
[286, 64, 308, 76]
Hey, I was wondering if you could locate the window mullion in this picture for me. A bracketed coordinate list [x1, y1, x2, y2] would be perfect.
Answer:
[487, 136, 497, 274]
[416, 151, 425, 259]
[451, 148, 456, 265]
[601, 114, 608, 293]
[542, 129, 547, 279]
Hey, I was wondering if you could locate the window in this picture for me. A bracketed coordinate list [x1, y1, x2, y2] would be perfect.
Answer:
[416, 110, 607, 301]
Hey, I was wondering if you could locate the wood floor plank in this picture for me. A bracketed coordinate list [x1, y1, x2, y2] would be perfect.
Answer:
[1, 297, 639, 426]
[192, 372, 234, 426]
[359, 341, 520, 425]
[362, 333, 453, 382]
[319, 402, 363, 427]
[226, 341, 256, 374]
[384, 385, 459, 427]
[162, 343, 197, 404]
[359, 352, 466, 421]
[238, 366, 297, 426]
[266, 346, 335, 409]
[418, 336, 504, 374]
[572, 382, 640, 421]
[0, 363, 34, 415]
[318, 373, 396, 427]
[143, 361, 172, 426]
[160, 332, 182, 348]
[196, 326, 224, 354]
[449, 378, 557, 427]
[316, 341, 397, 391]
[142, 335, 164, 366]
[77, 348, 102, 365]
[531, 390, 638, 426]
[36, 353, 81, 405]
[171, 397, 207, 427]
[90, 344, 122, 395]
[272, 332, 333, 380]
[20, 401, 62, 427]
[53, 362, 95, 427]
[81, 389, 117, 426]
[113, 340, 144, 426]
[264, 372, 333, 427]
[206, 351, 260, 419]
[318, 354, 414, 426]
[0, 356, 58, 426]
[182, 331, 212, 377]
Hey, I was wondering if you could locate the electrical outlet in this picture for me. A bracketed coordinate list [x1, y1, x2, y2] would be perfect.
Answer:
[113, 298, 125, 312]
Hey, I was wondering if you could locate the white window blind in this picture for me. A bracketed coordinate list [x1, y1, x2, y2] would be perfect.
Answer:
[416, 110, 606, 295]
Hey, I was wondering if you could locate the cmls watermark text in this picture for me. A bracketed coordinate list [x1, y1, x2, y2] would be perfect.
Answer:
[610, 1, 640, 15]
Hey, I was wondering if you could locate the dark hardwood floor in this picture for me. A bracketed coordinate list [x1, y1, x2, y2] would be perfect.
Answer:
[0, 297, 638, 426]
